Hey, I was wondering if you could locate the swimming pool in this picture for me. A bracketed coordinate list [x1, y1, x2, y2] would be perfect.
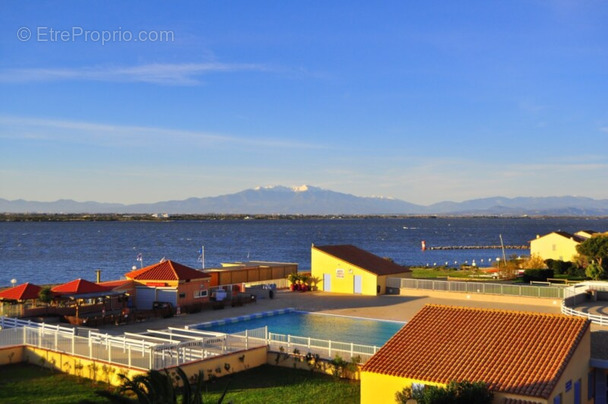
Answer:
[190, 309, 405, 347]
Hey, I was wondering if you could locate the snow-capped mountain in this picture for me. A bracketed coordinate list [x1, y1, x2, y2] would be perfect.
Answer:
[2, 186, 608, 215]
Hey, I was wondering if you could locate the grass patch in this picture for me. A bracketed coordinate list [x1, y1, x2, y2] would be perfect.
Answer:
[0, 363, 360, 404]
[412, 267, 478, 279]
[203, 365, 360, 404]
[0, 363, 113, 404]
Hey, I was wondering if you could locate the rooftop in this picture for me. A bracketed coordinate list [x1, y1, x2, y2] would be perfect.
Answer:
[313, 244, 410, 276]
[362, 304, 590, 399]
[125, 260, 211, 281]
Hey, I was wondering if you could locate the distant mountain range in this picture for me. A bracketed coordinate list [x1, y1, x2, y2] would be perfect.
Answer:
[2, 185, 608, 216]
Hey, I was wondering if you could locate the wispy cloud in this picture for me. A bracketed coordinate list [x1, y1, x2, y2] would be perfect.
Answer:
[0, 115, 322, 150]
[0, 62, 270, 85]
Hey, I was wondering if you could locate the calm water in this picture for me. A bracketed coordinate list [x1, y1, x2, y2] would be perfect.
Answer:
[1, 217, 608, 287]
[195, 311, 404, 347]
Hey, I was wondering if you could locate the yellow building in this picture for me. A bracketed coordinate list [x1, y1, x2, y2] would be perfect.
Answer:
[361, 305, 592, 404]
[530, 231, 594, 262]
[311, 244, 410, 296]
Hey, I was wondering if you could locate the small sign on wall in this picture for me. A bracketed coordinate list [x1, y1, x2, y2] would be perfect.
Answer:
[565, 380, 572, 392]
[336, 268, 345, 278]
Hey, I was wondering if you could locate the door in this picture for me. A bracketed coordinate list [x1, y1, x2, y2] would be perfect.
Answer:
[323, 274, 331, 292]
[135, 287, 156, 310]
[354, 275, 362, 294]
[156, 288, 178, 306]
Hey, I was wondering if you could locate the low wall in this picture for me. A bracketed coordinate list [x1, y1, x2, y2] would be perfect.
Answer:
[0, 345, 146, 386]
[266, 351, 361, 380]
[0, 346, 24, 366]
[0, 344, 269, 386]
[166, 346, 268, 382]
[400, 288, 561, 307]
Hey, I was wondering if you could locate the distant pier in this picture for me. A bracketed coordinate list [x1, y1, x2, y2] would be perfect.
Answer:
[428, 245, 529, 250]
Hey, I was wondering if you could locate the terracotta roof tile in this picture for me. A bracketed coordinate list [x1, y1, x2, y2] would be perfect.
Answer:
[361, 304, 590, 399]
[503, 399, 543, 404]
[125, 260, 211, 281]
[99, 279, 134, 289]
[313, 244, 410, 276]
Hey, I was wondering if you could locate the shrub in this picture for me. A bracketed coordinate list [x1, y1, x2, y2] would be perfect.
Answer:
[396, 380, 493, 404]
[545, 259, 570, 275]
[522, 268, 554, 283]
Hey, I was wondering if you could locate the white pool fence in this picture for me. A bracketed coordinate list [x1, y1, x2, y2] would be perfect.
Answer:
[0, 316, 379, 370]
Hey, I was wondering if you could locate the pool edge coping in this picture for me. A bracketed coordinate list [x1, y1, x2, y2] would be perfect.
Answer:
[186, 308, 406, 330]
[185, 307, 296, 329]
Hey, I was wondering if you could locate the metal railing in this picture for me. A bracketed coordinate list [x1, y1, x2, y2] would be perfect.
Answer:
[266, 331, 379, 363]
[561, 282, 608, 326]
[0, 317, 268, 370]
[389, 278, 565, 299]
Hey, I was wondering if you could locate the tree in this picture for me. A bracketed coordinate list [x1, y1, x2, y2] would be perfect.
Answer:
[576, 235, 608, 269]
[97, 366, 230, 404]
[38, 287, 53, 306]
[586, 262, 605, 281]
[522, 254, 547, 270]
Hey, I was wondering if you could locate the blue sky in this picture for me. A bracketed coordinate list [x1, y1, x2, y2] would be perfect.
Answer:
[1, 1, 607, 205]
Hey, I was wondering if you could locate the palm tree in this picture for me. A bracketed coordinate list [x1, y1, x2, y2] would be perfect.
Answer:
[96, 367, 230, 404]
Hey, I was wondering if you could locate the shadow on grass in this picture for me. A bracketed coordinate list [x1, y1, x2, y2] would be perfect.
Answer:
[204, 364, 360, 403]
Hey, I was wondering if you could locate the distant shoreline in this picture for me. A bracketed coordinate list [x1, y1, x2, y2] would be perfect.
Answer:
[1, 213, 607, 222]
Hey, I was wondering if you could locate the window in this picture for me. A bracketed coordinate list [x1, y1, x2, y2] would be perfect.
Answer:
[553, 393, 561, 404]
[574, 379, 581, 404]
[588, 371, 594, 400]
[194, 290, 208, 299]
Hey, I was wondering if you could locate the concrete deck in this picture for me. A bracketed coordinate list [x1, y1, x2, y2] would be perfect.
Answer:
[88, 289, 608, 361]
[96, 290, 563, 335]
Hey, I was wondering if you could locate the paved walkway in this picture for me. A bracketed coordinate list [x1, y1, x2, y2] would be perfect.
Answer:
[574, 301, 608, 318]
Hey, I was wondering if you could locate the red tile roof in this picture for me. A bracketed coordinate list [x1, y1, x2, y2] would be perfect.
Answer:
[51, 279, 111, 295]
[503, 399, 543, 404]
[0, 282, 42, 300]
[362, 305, 590, 399]
[99, 279, 134, 290]
[125, 260, 211, 281]
[313, 244, 410, 276]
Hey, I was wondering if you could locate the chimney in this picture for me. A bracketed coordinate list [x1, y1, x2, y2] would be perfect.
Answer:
[96, 269, 101, 283]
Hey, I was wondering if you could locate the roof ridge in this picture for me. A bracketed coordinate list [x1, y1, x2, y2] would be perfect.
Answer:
[423, 303, 588, 320]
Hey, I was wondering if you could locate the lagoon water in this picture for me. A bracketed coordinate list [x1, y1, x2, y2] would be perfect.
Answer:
[1, 217, 608, 287]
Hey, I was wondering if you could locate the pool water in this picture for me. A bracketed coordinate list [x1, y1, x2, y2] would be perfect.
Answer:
[194, 311, 405, 347]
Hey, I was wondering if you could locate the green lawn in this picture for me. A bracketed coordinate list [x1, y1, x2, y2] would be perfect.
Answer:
[204, 365, 360, 404]
[412, 267, 478, 279]
[0, 363, 360, 404]
[0, 363, 113, 404]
